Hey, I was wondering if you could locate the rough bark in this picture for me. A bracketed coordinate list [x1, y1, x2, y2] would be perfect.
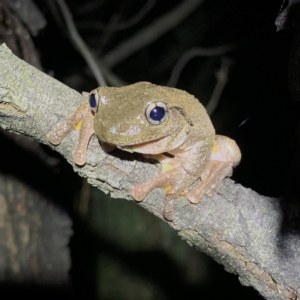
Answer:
[0, 43, 299, 300]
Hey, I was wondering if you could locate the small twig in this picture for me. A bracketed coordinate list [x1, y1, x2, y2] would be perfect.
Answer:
[96, 61, 127, 87]
[168, 44, 235, 87]
[46, 0, 65, 31]
[102, 0, 205, 68]
[86, 59, 127, 87]
[98, 13, 122, 50]
[87, 0, 156, 50]
[78, 0, 156, 32]
[56, 0, 107, 86]
[74, 2, 105, 16]
[114, 0, 156, 31]
[206, 57, 233, 116]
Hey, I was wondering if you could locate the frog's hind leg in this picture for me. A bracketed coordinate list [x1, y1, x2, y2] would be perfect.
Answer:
[187, 160, 233, 204]
[187, 135, 241, 204]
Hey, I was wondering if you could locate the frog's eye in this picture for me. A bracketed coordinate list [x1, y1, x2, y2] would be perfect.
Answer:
[89, 92, 98, 113]
[145, 102, 168, 125]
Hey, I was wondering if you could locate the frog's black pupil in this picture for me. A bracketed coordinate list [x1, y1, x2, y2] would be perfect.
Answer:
[150, 106, 165, 121]
[89, 94, 97, 108]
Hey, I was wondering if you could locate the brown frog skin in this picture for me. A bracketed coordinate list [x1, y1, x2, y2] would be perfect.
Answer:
[47, 82, 241, 220]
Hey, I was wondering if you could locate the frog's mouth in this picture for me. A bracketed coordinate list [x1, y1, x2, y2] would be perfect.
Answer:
[117, 133, 184, 155]
[116, 137, 165, 154]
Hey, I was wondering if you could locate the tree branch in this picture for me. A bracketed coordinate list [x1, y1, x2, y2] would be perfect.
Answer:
[0, 44, 299, 299]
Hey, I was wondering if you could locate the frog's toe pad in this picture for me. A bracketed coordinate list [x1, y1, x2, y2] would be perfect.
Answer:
[206, 184, 218, 197]
[187, 181, 218, 203]
[187, 186, 206, 204]
[47, 130, 64, 145]
[131, 185, 148, 202]
[162, 197, 175, 221]
[73, 149, 87, 166]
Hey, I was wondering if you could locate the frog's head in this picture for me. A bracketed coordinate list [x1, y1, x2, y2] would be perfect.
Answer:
[90, 82, 193, 154]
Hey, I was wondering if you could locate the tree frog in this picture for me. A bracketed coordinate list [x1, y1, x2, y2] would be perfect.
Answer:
[47, 82, 241, 220]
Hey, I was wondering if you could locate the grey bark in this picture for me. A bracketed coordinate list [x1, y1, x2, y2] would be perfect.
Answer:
[0, 43, 299, 300]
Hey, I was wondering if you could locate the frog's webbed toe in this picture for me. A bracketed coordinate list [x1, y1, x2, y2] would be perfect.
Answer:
[187, 161, 233, 204]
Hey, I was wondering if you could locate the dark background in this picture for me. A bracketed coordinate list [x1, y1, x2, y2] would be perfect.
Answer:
[0, 0, 297, 299]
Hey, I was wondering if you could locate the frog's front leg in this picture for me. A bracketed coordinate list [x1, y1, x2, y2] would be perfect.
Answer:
[187, 135, 241, 203]
[47, 100, 95, 165]
[131, 142, 209, 202]
[131, 154, 177, 201]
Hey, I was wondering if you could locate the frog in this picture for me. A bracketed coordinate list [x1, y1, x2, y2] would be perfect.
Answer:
[47, 82, 241, 220]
